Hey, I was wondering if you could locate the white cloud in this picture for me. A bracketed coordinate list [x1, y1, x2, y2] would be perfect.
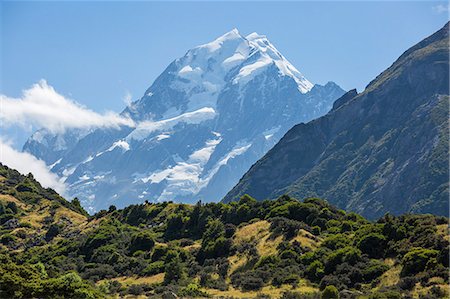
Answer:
[123, 90, 133, 106]
[0, 139, 67, 195]
[432, 4, 449, 14]
[127, 107, 217, 141]
[0, 80, 135, 133]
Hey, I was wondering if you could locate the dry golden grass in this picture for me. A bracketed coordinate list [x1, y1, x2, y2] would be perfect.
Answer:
[412, 282, 449, 298]
[54, 206, 87, 225]
[257, 234, 283, 257]
[184, 241, 201, 251]
[203, 281, 318, 299]
[99, 273, 165, 287]
[234, 220, 283, 257]
[155, 241, 168, 248]
[376, 259, 401, 289]
[291, 229, 321, 249]
[234, 220, 270, 244]
[21, 208, 49, 228]
[234, 220, 321, 261]
[228, 253, 248, 274]
[0, 194, 28, 209]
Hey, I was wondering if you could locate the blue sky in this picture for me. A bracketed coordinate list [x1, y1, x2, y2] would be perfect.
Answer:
[1, 1, 449, 147]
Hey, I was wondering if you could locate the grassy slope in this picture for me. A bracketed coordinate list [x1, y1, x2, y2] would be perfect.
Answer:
[0, 164, 449, 298]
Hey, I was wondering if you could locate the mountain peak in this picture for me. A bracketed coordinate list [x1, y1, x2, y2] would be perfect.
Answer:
[246, 32, 267, 41]
[182, 29, 313, 95]
[197, 28, 245, 52]
[25, 28, 345, 211]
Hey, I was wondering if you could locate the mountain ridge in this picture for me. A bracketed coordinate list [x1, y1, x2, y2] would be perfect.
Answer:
[223, 22, 450, 219]
[23, 29, 344, 212]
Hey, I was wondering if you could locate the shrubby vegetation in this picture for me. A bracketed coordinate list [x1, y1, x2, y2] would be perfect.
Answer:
[0, 163, 448, 298]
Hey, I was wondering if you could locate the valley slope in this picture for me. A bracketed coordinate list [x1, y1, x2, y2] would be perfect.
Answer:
[224, 22, 450, 219]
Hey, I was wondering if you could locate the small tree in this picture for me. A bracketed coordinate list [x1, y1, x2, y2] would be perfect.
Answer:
[164, 252, 186, 285]
[321, 285, 339, 299]
[129, 231, 155, 253]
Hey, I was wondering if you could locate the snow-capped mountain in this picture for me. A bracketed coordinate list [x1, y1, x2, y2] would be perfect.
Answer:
[23, 29, 345, 212]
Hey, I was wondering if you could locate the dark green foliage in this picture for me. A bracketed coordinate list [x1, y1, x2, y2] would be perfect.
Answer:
[321, 285, 339, 299]
[0, 261, 100, 299]
[269, 217, 303, 239]
[362, 260, 389, 282]
[401, 247, 439, 276]
[129, 231, 155, 253]
[143, 261, 165, 276]
[231, 270, 267, 291]
[179, 283, 210, 297]
[164, 251, 186, 285]
[0, 163, 449, 297]
[357, 233, 386, 258]
[45, 224, 61, 242]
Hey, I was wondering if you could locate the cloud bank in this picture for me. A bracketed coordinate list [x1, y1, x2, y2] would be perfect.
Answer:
[0, 80, 134, 133]
[0, 80, 137, 197]
[0, 139, 66, 195]
[432, 4, 449, 14]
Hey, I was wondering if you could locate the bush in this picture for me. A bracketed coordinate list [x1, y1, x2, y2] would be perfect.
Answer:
[281, 291, 303, 299]
[45, 224, 61, 242]
[357, 233, 386, 258]
[129, 231, 155, 253]
[362, 260, 390, 282]
[306, 260, 325, 281]
[143, 261, 165, 276]
[325, 247, 361, 273]
[369, 291, 401, 299]
[179, 283, 209, 297]
[255, 255, 280, 269]
[401, 248, 439, 276]
[1, 233, 16, 245]
[224, 223, 236, 238]
[127, 284, 144, 295]
[397, 276, 416, 290]
[164, 252, 186, 285]
[321, 285, 339, 299]
[269, 217, 302, 239]
[240, 276, 264, 291]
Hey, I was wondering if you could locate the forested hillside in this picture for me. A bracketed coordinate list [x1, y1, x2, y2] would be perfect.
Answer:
[0, 163, 448, 298]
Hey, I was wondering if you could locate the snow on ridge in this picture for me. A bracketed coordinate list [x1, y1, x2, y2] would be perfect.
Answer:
[142, 136, 223, 201]
[107, 140, 130, 152]
[196, 28, 243, 52]
[175, 29, 313, 98]
[127, 107, 217, 141]
[155, 29, 314, 122]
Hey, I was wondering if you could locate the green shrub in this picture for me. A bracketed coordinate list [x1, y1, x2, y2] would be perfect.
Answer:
[129, 231, 155, 253]
[357, 233, 386, 258]
[179, 283, 209, 297]
[401, 247, 439, 276]
[143, 261, 165, 276]
[321, 285, 339, 299]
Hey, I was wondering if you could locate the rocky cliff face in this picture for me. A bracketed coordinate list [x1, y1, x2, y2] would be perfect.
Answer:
[23, 29, 344, 212]
[224, 23, 449, 219]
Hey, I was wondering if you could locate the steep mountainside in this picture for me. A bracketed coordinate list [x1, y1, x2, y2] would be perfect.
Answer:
[1, 164, 448, 298]
[23, 29, 344, 212]
[224, 23, 450, 219]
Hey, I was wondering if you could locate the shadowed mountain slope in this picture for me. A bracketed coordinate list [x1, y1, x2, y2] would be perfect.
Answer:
[224, 22, 450, 219]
